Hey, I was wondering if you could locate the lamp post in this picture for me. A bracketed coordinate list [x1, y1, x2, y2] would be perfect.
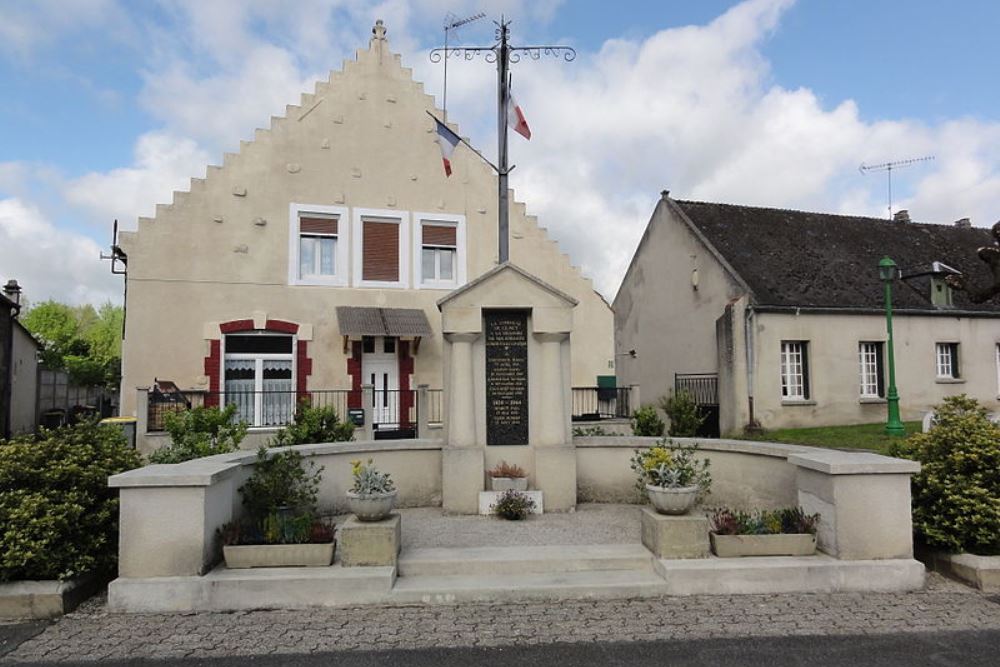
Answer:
[879, 257, 906, 436]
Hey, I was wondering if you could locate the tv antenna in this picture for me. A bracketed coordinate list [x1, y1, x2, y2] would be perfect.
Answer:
[859, 155, 934, 219]
[99, 219, 127, 275]
[441, 12, 486, 119]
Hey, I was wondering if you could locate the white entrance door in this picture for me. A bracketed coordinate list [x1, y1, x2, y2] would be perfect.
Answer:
[362, 337, 399, 426]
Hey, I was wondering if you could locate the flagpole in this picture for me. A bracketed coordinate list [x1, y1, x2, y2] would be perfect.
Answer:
[426, 111, 501, 173]
[497, 17, 511, 264]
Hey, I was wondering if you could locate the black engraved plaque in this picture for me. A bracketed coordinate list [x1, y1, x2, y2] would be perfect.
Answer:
[485, 309, 529, 446]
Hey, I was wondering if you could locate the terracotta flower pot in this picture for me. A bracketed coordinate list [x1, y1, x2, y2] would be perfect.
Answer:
[346, 490, 398, 522]
[645, 484, 699, 515]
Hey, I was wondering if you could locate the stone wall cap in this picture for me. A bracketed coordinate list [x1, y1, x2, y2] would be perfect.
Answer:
[787, 450, 920, 475]
[573, 436, 809, 459]
[109, 438, 442, 488]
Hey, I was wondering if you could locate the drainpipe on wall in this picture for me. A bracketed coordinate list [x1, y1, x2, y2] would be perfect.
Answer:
[743, 304, 761, 433]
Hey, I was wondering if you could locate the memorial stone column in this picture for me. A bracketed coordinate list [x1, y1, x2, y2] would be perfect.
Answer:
[446, 332, 479, 447]
[535, 332, 568, 446]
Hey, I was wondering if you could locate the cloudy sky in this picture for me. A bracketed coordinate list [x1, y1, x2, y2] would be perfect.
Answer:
[2, 0, 999, 306]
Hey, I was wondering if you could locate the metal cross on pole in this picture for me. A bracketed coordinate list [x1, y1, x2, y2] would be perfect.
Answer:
[430, 17, 575, 264]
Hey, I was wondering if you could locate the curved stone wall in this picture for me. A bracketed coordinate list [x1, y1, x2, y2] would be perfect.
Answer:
[574, 436, 808, 508]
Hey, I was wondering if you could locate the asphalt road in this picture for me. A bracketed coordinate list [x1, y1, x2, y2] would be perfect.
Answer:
[4, 629, 1000, 666]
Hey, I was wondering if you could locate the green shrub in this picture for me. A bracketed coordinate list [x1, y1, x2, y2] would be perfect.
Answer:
[492, 489, 536, 520]
[659, 391, 705, 437]
[272, 404, 355, 447]
[631, 405, 665, 437]
[0, 420, 142, 581]
[149, 403, 248, 464]
[888, 395, 1000, 555]
[239, 446, 323, 520]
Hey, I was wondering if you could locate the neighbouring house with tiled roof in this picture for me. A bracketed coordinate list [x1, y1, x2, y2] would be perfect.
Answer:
[614, 191, 1000, 435]
[118, 22, 613, 452]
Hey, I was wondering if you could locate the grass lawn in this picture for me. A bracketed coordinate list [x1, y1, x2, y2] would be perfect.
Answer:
[739, 421, 921, 455]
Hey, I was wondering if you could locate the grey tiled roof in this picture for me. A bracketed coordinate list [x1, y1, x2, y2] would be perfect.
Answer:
[335, 306, 432, 336]
[673, 199, 1000, 312]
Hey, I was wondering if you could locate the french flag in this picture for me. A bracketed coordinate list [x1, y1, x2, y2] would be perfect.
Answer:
[434, 117, 461, 177]
[508, 94, 531, 140]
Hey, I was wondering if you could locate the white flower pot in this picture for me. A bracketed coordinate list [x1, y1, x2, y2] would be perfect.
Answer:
[346, 490, 398, 522]
[645, 484, 699, 515]
[490, 476, 528, 492]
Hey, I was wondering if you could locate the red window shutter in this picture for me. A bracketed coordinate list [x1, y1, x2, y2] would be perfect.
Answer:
[362, 220, 399, 281]
[422, 224, 456, 247]
[300, 217, 338, 235]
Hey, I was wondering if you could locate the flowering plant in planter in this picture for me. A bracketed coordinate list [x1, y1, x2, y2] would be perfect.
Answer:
[487, 460, 528, 491]
[708, 507, 820, 557]
[492, 489, 536, 520]
[346, 459, 397, 522]
[221, 446, 333, 568]
[629, 439, 711, 515]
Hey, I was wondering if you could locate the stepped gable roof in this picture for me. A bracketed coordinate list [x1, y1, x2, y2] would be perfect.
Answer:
[671, 199, 1000, 313]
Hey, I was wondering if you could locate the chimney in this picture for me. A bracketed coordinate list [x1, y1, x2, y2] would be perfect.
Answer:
[2, 279, 21, 306]
[954, 217, 972, 229]
[893, 209, 911, 223]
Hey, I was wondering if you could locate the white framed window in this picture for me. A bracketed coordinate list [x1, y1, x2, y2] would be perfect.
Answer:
[780, 341, 810, 400]
[222, 332, 296, 427]
[858, 342, 885, 398]
[352, 208, 410, 289]
[413, 213, 467, 289]
[288, 204, 349, 286]
[936, 342, 960, 379]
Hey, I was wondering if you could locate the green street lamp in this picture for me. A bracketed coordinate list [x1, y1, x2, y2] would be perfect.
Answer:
[879, 257, 906, 436]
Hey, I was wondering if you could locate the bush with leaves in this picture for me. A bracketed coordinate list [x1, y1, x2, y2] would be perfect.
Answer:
[888, 395, 1000, 555]
[148, 404, 248, 464]
[0, 420, 141, 581]
[631, 405, 665, 437]
[272, 404, 354, 447]
[659, 390, 705, 437]
[239, 446, 324, 520]
[492, 489, 536, 520]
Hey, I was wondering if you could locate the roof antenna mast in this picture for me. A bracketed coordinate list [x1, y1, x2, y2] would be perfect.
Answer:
[441, 11, 486, 120]
[859, 156, 935, 220]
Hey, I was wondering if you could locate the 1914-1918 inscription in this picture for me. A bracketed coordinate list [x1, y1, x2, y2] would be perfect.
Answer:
[485, 309, 529, 446]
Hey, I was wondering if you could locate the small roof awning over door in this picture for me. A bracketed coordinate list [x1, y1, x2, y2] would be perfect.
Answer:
[335, 306, 433, 351]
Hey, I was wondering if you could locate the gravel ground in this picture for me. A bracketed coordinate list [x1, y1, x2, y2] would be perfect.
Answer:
[398, 503, 642, 548]
[4, 574, 1000, 663]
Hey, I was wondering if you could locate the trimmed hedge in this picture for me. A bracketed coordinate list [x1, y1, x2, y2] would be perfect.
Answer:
[0, 420, 141, 581]
[889, 395, 1000, 555]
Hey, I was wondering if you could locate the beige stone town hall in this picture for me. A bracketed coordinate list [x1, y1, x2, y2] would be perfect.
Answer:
[117, 24, 614, 435]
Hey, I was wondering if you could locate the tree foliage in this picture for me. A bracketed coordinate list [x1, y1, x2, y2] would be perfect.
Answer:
[21, 300, 124, 387]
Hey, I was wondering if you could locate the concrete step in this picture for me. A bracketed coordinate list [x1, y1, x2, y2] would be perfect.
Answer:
[390, 568, 666, 604]
[397, 543, 653, 577]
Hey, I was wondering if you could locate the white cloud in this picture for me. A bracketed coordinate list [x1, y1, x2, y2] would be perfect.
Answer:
[0, 198, 122, 305]
[64, 131, 210, 229]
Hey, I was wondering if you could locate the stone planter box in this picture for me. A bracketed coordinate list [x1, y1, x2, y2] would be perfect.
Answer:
[223, 542, 335, 569]
[646, 484, 699, 515]
[710, 533, 817, 558]
[489, 476, 528, 492]
[346, 490, 398, 522]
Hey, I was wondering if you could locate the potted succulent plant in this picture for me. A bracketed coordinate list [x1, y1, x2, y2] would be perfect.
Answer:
[221, 446, 334, 568]
[488, 460, 528, 492]
[346, 459, 397, 521]
[709, 507, 820, 557]
[629, 439, 711, 515]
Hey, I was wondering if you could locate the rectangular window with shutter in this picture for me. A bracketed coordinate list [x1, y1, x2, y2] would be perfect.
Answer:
[935, 342, 960, 379]
[298, 216, 338, 279]
[421, 222, 457, 286]
[353, 210, 409, 287]
[780, 340, 810, 401]
[289, 204, 348, 286]
[858, 341, 885, 398]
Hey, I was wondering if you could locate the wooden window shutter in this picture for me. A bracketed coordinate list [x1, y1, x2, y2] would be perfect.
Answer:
[801, 343, 811, 400]
[362, 220, 399, 281]
[300, 217, 338, 235]
[422, 224, 456, 247]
